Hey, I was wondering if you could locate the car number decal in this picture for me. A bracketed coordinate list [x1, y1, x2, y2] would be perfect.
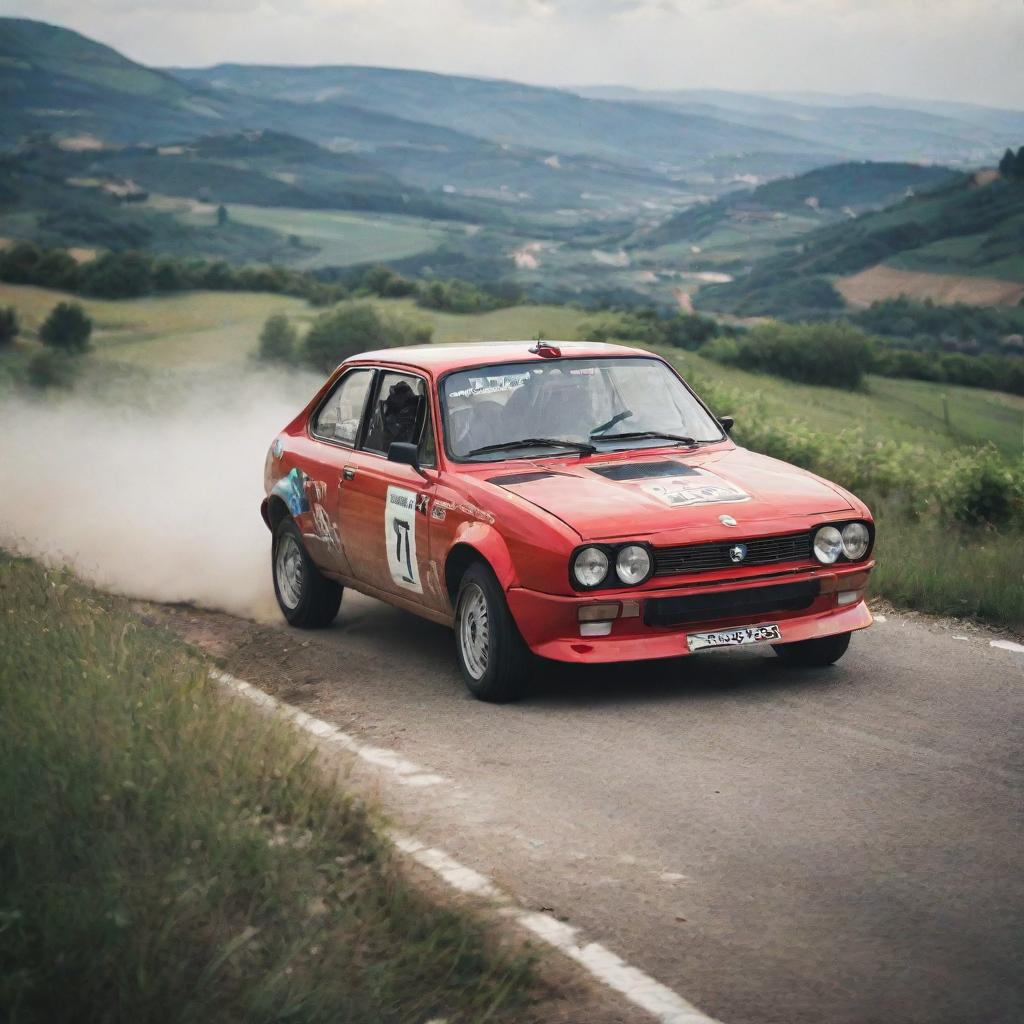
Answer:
[642, 471, 749, 508]
[385, 486, 423, 593]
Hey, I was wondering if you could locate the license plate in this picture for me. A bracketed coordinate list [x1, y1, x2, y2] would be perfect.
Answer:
[687, 623, 781, 652]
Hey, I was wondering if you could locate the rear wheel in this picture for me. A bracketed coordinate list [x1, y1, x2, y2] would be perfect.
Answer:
[773, 630, 851, 667]
[272, 518, 342, 628]
[454, 562, 530, 703]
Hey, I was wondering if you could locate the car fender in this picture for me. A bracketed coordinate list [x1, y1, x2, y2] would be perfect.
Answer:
[444, 521, 520, 601]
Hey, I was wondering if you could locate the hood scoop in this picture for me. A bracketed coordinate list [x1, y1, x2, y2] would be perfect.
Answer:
[589, 460, 695, 481]
[489, 470, 563, 486]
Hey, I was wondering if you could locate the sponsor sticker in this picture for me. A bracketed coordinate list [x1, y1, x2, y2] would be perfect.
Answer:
[643, 470, 749, 508]
[385, 486, 423, 593]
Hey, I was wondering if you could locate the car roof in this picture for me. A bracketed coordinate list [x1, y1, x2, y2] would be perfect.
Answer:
[346, 340, 654, 376]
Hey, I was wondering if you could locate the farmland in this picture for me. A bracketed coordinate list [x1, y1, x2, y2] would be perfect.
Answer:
[148, 196, 457, 269]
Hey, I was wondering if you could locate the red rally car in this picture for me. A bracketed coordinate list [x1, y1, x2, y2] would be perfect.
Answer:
[262, 340, 874, 702]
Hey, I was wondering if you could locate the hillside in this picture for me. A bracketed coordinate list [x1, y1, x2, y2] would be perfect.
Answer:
[695, 172, 1024, 317]
[636, 162, 963, 249]
[0, 18, 695, 219]
[576, 86, 1024, 167]
[173, 64, 836, 178]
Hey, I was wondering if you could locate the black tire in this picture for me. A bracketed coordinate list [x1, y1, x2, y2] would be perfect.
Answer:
[272, 518, 342, 628]
[453, 562, 531, 703]
[773, 630, 851, 667]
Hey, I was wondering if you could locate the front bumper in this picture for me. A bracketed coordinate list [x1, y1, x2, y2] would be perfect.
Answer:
[506, 564, 873, 664]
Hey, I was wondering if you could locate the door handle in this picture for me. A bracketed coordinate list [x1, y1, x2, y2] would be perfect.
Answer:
[342, 466, 356, 481]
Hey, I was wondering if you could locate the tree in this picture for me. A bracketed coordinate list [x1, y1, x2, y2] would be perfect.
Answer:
[0, 306, 19, 347]
[257, 313, 297, 363]
[998, 148, 1016, 178]
[39, 302, 92, 353]
[302, 303, 431, 374]
[216, 204, 229, 227]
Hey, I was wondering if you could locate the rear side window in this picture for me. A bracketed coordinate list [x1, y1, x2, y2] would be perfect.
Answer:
[312, 369, 373, 445]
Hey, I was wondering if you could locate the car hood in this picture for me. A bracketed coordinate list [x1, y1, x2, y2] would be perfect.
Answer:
[484, 447, 854, 540]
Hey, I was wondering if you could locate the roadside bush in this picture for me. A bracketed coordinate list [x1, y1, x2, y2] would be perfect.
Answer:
[702, 320, 875, 390]
[0, 305, 18, 347]
[581, 307, 724, 350]
[27, 349, 79, 390]
[39, 301, 92, 353]
[257, 312, 297, 363]
[301, 303, 432, 374]
[939, 447, 1024, 528]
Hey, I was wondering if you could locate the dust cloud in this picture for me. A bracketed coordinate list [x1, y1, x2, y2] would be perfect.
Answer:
[0, 367, 321, 621]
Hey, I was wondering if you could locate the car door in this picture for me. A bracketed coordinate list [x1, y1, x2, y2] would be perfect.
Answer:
[305, 366, 376, 577]
[337, 369, 441, 606]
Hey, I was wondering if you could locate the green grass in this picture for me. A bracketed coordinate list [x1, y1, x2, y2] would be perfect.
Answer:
[870, 507, 1024, 626]
[660, 347, 1024, 460]
[0, 282, 309, 368]
[886, 224, 1024, 282]
[152, 197, 454, 269]
[0, 553, 537, 1023]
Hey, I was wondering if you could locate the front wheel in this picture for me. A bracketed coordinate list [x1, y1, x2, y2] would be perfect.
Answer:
[454, 563, 530, 703]
[773, 630, 851, 667]
[272, 518, 343, 628]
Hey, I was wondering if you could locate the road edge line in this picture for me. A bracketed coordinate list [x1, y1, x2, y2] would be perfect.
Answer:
[210, 669, 722, 1024]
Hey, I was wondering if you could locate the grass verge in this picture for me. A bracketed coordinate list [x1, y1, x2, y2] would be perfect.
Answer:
[0, 552, 535, 1024]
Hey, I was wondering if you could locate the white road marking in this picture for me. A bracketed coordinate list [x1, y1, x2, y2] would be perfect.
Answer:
[990, 639, 1024, 654]
[212, 668, 722, 1024]
[211, 670, 446, 787]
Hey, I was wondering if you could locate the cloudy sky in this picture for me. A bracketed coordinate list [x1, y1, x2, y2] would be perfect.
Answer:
[7, 0, 1024, 107]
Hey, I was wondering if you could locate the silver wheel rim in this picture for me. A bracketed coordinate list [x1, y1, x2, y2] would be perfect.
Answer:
[458, 583, 490, 680]
[275, 533, 305, 610]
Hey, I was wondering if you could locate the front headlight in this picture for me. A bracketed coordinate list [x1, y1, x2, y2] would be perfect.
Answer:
[573, 546, 609, 587]
[813, 525, 843, 564]
[615, 544, 651, 585]
[841, 522, 870, 560]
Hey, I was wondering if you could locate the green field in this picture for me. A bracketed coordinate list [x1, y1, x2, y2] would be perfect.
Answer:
[150, 196, 455, 269]
[662, 348, 1024, 460]
[0, 282, 309, 368]
[3, 282, 1021, 457]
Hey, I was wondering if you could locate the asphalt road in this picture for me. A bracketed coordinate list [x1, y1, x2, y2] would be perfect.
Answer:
[172, 596, 1024, 1024]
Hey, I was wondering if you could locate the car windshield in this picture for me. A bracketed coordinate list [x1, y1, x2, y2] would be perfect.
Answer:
[442, 357, 724, 461]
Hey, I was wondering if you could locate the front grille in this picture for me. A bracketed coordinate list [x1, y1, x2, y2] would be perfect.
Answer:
[644, 580, 821, 627]
[653, 532, 811, 577]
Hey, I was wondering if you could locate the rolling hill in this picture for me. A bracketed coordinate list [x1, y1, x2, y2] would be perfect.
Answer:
[635, 162, 963, 250]
[172, 63, 837, 178]
[576, 86, 1024, 167]
[694, 171, 1024, 317]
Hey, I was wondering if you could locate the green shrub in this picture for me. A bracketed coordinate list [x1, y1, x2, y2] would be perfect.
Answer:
[703, 321, 874, 390]
[39, 302, 92, 353]
[939, 447, 1024, 528]
[0, 306, 18, 347]
[27, 349, 79, 390]
[301, 304, 432, 374]
[257, 312, 297, 364]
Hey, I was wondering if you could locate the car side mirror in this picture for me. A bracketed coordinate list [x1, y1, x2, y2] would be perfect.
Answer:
[388, 441, 427, 478]
[719, 415, 735, 434]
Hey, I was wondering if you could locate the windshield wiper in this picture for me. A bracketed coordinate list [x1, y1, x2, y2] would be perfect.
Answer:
[592, 430, 700, 447]
[590, 410, 633, 436]
[466, 437, 597, 457]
